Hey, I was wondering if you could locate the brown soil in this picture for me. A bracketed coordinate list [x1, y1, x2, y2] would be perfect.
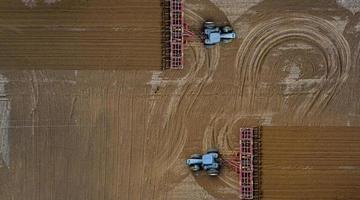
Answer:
[0, 0, 162, 69]
[261, 127, 360, 200]
[0, 0, 360, 200]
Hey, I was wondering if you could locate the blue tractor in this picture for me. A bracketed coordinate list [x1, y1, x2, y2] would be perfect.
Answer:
[203, 21, 236, 48]
[186, 148, 220, 176]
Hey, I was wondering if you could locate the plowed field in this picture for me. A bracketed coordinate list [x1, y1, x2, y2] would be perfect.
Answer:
[0, 0, 360, 200]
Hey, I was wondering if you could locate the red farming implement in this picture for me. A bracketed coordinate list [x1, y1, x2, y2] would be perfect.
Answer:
[161, 0, 194, 70]
[220, 127, 262, 200]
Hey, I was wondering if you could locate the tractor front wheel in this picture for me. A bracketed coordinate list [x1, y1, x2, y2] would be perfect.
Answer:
[204, 44, 215, 49]
[190, 154, 202, 159]
[206, 148, 219, 154]
[222, 39, 234, 44]
[207, 169, 219, 176]
[204, 21, 215, 29]
[222, 26, 233, 33]
[190, 164, 201, 172]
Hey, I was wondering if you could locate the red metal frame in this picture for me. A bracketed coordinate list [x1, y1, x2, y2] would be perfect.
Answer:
[167, 0, 194, 69]
[221, 151, 240, 173]
[183, 23, 195, 44]
[240, 128, 254, 200]
[169, 0, 184, 69]
[220, 128, 260, 199]
[162, 0, 194, 70]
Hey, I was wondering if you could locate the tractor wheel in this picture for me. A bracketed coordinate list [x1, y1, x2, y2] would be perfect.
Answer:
[222, 26, 233, 33]
[207, 169, 219, 176]
[222, 39, 234, 44]
[206, 148, 219, 154]
[204, 21, 215, 29]
[190, 164, 201, 172]
[190, 154, 202, 159]
[204, 44, 215, 49]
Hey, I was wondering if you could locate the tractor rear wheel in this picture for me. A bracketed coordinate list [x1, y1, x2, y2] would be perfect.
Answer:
[207, 169, 219, 176]
[206, 148, 219, 154]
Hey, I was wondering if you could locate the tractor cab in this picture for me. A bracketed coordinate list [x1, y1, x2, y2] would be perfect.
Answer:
[206, 30, 221, 44]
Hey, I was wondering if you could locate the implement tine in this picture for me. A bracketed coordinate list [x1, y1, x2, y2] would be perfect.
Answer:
[239, 127, 262, 200]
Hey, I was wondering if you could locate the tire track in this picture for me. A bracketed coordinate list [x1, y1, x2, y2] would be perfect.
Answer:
[202, 114, 249, 191]
[234, 13, 351, 119]
[199, 12, 353, 196]
[156, 46, 221, 174]
[153, 8, 221, 172]
[145, 7, 222, 197]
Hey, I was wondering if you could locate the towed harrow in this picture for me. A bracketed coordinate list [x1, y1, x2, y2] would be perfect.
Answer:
[221, 127, 262, 200]
[161, 0, 194, 70]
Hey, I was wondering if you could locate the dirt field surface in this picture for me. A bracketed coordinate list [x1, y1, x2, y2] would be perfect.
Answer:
[261, 127, 360, 200]
[0, 0, 161, 69]
[0, 0, 360, 200]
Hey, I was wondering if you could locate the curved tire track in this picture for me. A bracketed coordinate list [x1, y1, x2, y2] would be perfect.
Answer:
[199, 13, 353, 194]
[146, 7, 222, 197]
[234, 13, 351, 118]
